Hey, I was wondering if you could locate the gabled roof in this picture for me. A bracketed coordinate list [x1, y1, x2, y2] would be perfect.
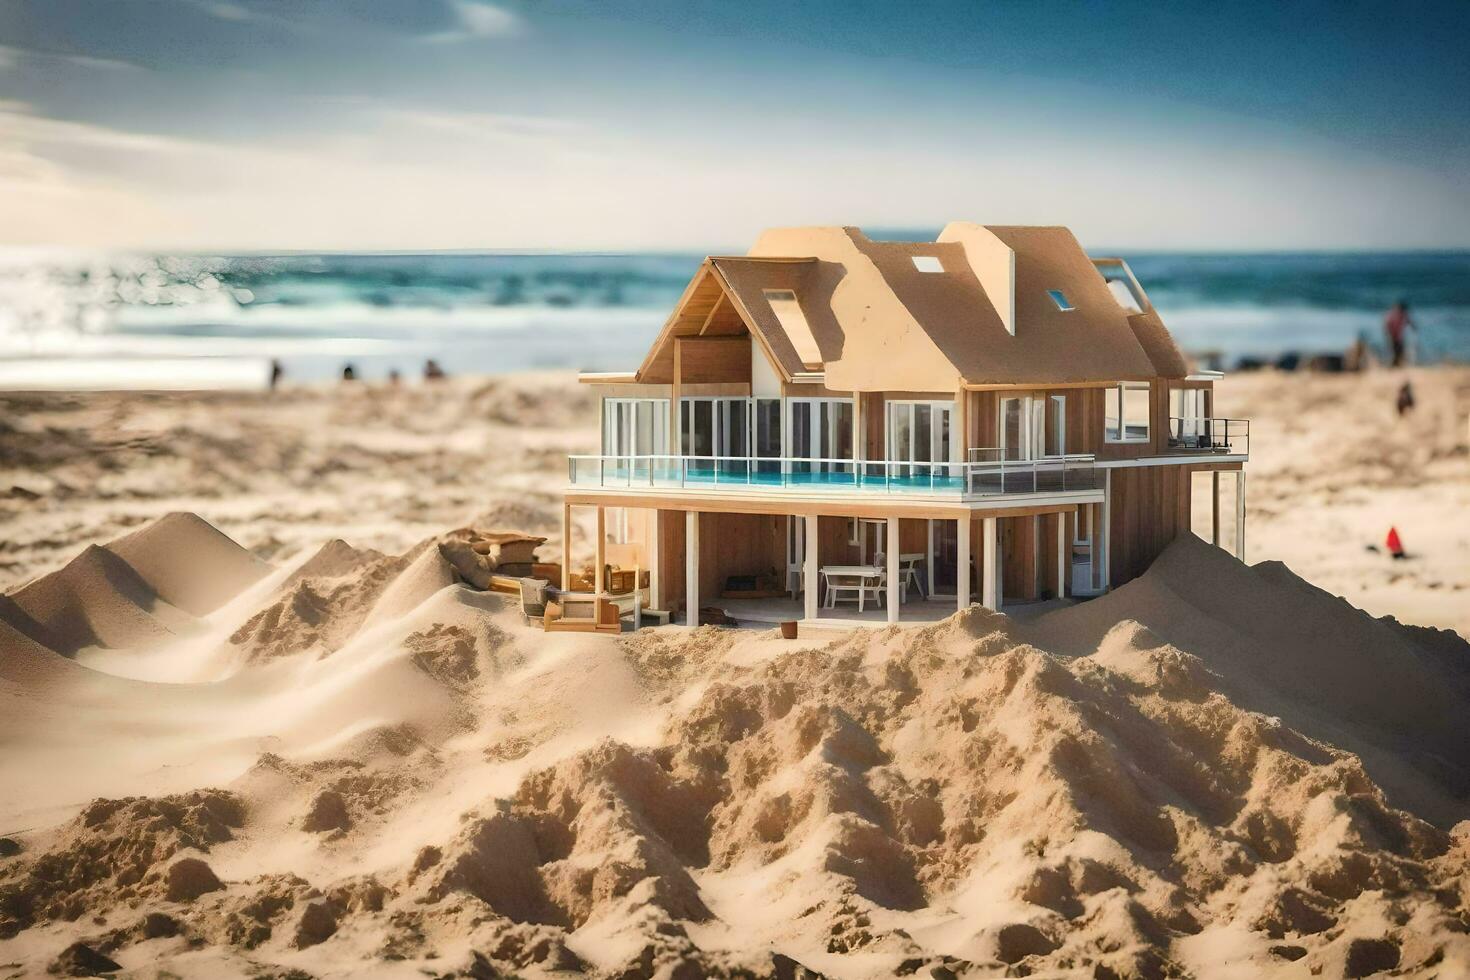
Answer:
[625, 223, 1188, 390]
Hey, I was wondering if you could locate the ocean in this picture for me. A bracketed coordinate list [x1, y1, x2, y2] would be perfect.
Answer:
[1, 249, 1466, 388]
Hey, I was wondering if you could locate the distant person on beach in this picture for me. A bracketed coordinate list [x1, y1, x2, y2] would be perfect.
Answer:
[423, 359, 446, 381]
[1346, 332, 1371, 372]
[388, 369, 402, 386]
[268, 359, 284, 391]
[341, 363, 357, 382]
[1396, 380, 1416, 417]
[1384, 300, 1415, 367]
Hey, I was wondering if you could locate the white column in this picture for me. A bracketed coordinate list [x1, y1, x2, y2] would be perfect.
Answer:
[595, 506, 606, 595]
[1101, 469, 1112, 591]
[1235, 470, 1247, 562]
[886, 517, 901, 624]
[956, 516, 971, 613]
[804, 514, 819, 621]
[1056, 513, 1067, 599]
[982, 517, 998, 610]
[560, 501, 572, 592]
[925, 519, 935, 599]
[685, 510, 699, 626]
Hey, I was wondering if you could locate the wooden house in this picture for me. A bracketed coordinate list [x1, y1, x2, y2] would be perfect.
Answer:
[562, 224, 1248, 627]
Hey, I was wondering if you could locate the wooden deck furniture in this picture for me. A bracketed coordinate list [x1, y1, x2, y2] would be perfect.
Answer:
[820, 564, 885, 612]
[543, 593, 622, 634]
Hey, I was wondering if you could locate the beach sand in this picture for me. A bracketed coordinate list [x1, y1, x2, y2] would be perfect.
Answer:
[1, 367, 1467, 978]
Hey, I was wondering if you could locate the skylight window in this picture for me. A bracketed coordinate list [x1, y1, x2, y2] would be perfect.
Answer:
[762, 288, 822, 365]
[911, 255, 944, 273]
[1047, 289, 1074, 311]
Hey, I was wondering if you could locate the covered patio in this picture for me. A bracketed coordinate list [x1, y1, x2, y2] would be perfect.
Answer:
[562, 489, 1104, 629]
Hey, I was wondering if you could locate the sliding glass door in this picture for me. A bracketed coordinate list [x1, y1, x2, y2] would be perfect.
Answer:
[680, 397, 750, 479]
[886, 400, 954, 484]
[786, 398, 854, 483]
[603, 398, 669, 480]
[998, 394, 1065, 460]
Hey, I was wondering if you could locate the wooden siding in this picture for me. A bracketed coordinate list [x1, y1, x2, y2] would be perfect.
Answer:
[1107, 463, 1195, 586]
[698, 512, 786, 601]
[674, 336, 751, 385]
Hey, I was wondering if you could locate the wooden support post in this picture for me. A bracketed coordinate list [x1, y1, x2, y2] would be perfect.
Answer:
[649, 509, 662, 610]
[956, 516, 971, 613]
[561, 501, 572, 591]
[1211, 471, 1221, 546]
[1235, 471, 1246, 562]
[671, 340, 682, 455]
[685, 510, 699, 626]
[886, 517, 901, 624]
[804, 514, 819, 621]
[982, 517, 998, 610]
[594, 507, 606, 595]
[1056, 512, 1067, 599]
[1032, 515, 1041, 598]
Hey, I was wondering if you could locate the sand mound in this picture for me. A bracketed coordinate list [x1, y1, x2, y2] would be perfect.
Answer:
[0, 790, 243, 937]
[105, 512, 270, 616]
[1029, 534, 1470, 826]
[228, 540, 410, 661]
[2, 544, 190, 654]
[362, 542, 457, 628]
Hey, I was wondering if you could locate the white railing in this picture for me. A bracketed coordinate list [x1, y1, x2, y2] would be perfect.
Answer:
[568, 452, 1098, 497]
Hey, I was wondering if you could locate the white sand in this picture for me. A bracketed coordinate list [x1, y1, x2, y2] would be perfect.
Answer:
[0, 368, 1467, 977]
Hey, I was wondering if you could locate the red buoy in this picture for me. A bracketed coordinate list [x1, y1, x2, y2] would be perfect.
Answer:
[1386, 527, 1406, 558]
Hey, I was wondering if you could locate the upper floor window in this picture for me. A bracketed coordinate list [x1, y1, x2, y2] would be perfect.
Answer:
[1047, 289, 1074, 311]
[1104, 382, 1150, 443]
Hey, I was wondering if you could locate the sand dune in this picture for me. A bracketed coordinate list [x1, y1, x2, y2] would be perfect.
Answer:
[1, 515, 1466, 977]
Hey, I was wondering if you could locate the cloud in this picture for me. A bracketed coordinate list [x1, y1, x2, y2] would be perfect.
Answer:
[0, 44, 142, 72]
[423, 0, 522, 42]
[199, 2, 254, 21]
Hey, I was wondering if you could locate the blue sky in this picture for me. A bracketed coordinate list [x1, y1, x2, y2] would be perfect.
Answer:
[2, 0, 1468, 250]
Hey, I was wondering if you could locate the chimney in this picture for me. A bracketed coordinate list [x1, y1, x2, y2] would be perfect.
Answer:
[938, 222, 1015, 336]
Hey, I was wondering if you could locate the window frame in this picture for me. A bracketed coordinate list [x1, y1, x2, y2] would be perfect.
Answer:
[1104, 382, 1152, 444]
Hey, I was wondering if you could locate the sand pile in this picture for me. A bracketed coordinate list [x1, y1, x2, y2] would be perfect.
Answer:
[1029, 534, 1470, 825]
[0, 512, 267, 659]
[1, 515, 1467, 977]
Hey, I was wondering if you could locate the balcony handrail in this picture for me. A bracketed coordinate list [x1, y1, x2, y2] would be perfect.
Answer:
[1165, 416, 1249, 454]
[567, 451, 1099, 497]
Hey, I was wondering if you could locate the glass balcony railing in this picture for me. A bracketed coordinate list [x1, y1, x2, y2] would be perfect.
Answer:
[568, 452, 1099, 497]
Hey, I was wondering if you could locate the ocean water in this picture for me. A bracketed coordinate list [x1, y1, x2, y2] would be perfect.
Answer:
[0, 249, 1466, 388]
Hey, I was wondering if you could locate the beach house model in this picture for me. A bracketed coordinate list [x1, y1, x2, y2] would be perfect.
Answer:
[559, 224, 1249, 628]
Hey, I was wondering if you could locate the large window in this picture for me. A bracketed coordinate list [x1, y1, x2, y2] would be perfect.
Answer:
[1105, 383, 1151, 443]
[787, 398, 853, 474]
[1169, 387, 1211, 446]
[676, 399, 746, 476]
[998, 394, 1065, 460]
[888, 400, 954, 474]
[603, 398, 669, 456]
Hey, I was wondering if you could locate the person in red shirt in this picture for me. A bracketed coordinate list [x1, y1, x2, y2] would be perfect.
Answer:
[1384, 300, 1415, 367]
